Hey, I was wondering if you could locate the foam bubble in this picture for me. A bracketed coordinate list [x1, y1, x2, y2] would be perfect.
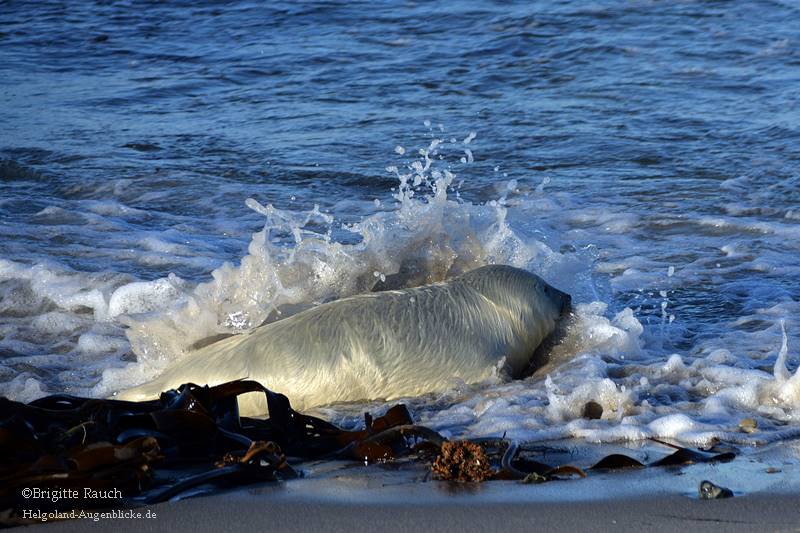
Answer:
[107, 275, 186, 319]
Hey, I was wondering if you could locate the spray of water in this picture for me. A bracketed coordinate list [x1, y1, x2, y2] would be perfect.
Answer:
[104, 134, 566, 392]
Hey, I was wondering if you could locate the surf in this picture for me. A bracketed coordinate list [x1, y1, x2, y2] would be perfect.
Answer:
[117, 265, 572, 415]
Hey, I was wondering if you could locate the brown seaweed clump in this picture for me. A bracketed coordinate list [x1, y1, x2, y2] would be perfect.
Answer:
[0, 379, 426, 525]
[432, 440, 493, 482]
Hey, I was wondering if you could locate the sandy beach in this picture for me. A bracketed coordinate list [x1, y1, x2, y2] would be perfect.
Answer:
[38, 486, 800, 533]
[32, 443, 800, 532]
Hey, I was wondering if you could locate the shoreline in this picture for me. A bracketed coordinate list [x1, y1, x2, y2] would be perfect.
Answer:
[34, 444, 800, 532]
[38, 489, 799, 533]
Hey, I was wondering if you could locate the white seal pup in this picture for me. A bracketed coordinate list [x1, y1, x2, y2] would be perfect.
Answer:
[117, 265, 571, 414]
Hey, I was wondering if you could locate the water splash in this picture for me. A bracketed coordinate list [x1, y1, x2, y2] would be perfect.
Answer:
[107, 137, 563, 391]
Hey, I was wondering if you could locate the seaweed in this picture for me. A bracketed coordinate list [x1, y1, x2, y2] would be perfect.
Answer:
[497, 442, 586, 481]
[0, 380, 432, 525]
[431, 441, 493, 482]
[0, 380, 741, 526]
[438, 438, 737, 483]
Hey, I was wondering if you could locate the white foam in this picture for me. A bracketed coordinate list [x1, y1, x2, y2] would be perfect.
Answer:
[2, 136, 800, 452]
[114, 139, 574, 390]
[31, 311, 86, 336]
[107, 275, 187, 319]
[0, 259, 110, 319]
[137, 236, 193, 256]
[545, 373, 633, 423]
[3, 375, 46, 404]
[76, 331, 129, 356]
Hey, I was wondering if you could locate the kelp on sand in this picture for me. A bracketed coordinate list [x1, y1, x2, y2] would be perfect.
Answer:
[0, 380, 736, 526]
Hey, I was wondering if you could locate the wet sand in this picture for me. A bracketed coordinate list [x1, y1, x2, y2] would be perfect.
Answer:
[39, 490, 800, 533]
[37, 447, 800, 533]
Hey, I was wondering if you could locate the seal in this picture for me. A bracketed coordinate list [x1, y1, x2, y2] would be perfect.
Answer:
[117, 265, 572, 414]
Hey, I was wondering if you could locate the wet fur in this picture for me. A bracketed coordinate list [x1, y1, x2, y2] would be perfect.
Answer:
[118, 265, 571, 414]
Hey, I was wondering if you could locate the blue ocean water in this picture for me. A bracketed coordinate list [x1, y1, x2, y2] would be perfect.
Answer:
[1, 0, 800, 445]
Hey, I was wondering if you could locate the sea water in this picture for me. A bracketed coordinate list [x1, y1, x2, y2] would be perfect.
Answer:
[2, 0, 800, 449]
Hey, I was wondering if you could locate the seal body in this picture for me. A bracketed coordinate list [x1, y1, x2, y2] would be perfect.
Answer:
[118, 265, 571, 414]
